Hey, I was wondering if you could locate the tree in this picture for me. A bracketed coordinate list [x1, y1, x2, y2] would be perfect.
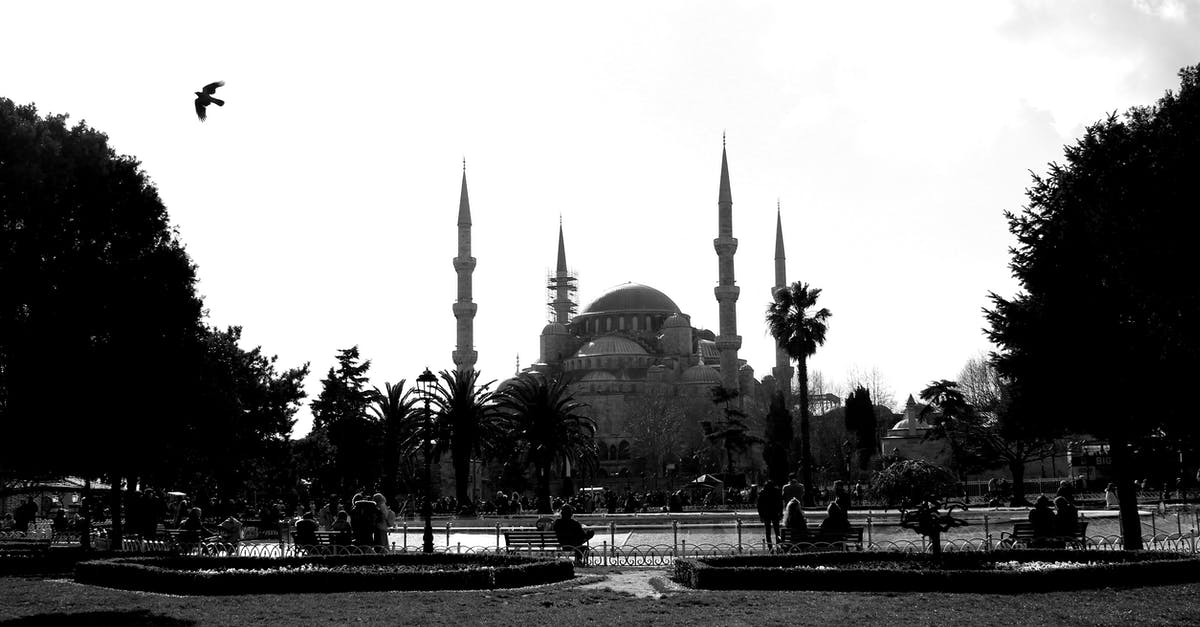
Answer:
[870, 458, 960, 507]
[705, 386, 762, 477]
[430, 369, 504, 508]
[986, 65, 1200, 549]
[844, 386, 878, 471]
[919, 379, 1055, 506]
[310, 347, 379, 494]
[761, 391, 793, 484]
[844, 366, 896, 413]
[766, 281, 832, 504]
[625, 394, 688, 478]
[0, 99, 206, 547]
[496, 373, 596, 513]
[172, 326, 309, 501]
[368, 380, 418, 501]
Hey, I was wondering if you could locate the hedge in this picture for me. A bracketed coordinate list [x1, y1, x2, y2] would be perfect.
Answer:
[74, 553, 574, 595]
[675, 550, 1200, 592]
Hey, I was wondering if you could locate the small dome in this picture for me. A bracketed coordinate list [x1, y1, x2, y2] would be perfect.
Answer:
[541, 322, 569, 335]
[889, 417, 930, 433]
[574, 335, 648, 358]
[580, 283, 681, 315]
[664, 313, 690, 328]
[682, 363, 722, 385]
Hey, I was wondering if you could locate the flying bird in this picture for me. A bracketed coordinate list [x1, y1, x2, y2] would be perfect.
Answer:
[194, 81, 225, 121]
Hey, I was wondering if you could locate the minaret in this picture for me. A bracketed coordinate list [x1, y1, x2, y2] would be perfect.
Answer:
[452, 160, 478, 373]
[713, 135, 742, 391]
[772, 202, 794, 404]
[549, 218, 577, 324]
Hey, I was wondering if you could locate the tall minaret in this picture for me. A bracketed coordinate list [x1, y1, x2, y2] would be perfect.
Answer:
[452, 160, 478, 373]
[713, 136, 742, 391]
[549, 219, 576, 324]
[772, 202, 794, 404]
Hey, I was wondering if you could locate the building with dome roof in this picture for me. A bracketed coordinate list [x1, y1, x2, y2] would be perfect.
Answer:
[516, 141, 794, 479]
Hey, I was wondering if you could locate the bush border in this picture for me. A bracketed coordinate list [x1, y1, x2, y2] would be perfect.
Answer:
[74, 553, 574, 595]
[674, 550, 1200, 592]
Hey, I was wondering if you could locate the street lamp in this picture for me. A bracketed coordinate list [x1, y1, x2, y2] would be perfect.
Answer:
[417, 367, 438, 554]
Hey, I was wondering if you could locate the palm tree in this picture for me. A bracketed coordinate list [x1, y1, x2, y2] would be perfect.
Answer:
[766, 281, 832, 505]
[430, 369, 504, 508]
[496, 372, 597, 513]
[369, 380, 418, 499]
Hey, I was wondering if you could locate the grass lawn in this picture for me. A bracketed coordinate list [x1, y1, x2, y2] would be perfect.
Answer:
[2, 571, 1199, 626]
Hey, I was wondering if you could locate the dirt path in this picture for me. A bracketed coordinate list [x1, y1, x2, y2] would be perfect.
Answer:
[575, 568, 689, 598]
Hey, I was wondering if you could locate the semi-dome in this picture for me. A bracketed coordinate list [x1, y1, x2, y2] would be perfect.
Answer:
[580, 283, 681, 315]
[574, 335, 649, 358]
[682, 363, 722, 385]
[664, 313, 690, 328]
[889, 417, 931, 433]
[580, 371, 618, 382]
[541, 322, 569, 335]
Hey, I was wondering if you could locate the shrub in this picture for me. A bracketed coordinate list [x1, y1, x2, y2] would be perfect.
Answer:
[75, 553, 573, 595]
[674, 550, 1200, 592]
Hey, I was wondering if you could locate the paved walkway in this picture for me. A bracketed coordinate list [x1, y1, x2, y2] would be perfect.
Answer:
[575, 568, 687, 598]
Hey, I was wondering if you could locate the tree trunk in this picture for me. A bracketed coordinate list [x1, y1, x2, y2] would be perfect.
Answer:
[108, 473, 123, 549]
[453, 447, 470, 507]
[1109, 434, 1144, 551]
[536, 464, 552, 514]
[797, 358, 814, 506]
[1009, 461, 1027, 507]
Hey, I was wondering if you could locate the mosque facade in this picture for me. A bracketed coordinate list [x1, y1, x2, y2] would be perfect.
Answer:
[449, 142, 799, 482]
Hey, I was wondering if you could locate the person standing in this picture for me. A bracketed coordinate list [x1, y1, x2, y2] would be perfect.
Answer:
[756, 480, 783, 548]
[782, 475, 805, 504]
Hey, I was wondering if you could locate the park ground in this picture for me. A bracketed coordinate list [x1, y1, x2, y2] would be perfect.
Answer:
[2, 569, 1199, 626]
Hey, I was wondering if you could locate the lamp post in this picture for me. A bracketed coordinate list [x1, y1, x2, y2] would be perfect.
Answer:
[417, 367, 438, 553]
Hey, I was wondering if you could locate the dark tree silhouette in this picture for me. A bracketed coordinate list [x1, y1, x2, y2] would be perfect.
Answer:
[766, 281, 831, 505]
[310, 347, 380, 494]
[987, 65, 1200, 550]
[762, 391, 792, 484]
[430, 369, 504, 509]
[844, 386, 877, 471]
[0, 99, 206, 547]
[496, 373, 596, 513]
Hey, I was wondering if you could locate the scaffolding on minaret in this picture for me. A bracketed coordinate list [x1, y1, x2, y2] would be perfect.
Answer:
[546, 268, 578, 323]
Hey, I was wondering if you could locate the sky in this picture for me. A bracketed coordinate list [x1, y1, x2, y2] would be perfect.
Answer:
[4, 1, 1199, 437]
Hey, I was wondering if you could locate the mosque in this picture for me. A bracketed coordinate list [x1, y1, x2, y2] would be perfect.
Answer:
[450, 141, 795, 484]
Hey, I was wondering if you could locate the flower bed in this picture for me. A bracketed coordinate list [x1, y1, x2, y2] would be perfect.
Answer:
[75, 553, 573, 595]
[674, 550, 1200, 592]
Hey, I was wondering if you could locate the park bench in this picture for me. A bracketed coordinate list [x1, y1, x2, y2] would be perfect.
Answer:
[0, 538, 52, 557]
[503, 530, 589, 562]
[778, 525, 865, 551]
[1000, 521, 1089, 548]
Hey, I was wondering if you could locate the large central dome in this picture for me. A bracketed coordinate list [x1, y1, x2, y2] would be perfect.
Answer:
[579, 282, 681, 315]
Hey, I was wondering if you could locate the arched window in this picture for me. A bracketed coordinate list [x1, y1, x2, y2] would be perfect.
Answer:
[630, 316, 638, 331]
[618, 441, 631, 460]
[645, 315, 652, 330]
[599, 442, 610, 461]
[605, 317, 612, 331]
[609, 444, 618, 461]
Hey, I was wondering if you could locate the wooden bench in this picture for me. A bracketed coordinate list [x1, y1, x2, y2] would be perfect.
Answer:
[503, 530, 590, 561]
[0, 538, 52, 557]
[778, 525, 865, 551]
[1001, 521, 1088, 548]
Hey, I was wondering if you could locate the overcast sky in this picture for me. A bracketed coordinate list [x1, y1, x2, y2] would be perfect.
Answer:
[5, 1, 1199, 436]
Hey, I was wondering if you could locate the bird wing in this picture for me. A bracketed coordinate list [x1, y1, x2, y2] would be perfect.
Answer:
[202, 81, 224, 95]
[195, 98, 207, 121]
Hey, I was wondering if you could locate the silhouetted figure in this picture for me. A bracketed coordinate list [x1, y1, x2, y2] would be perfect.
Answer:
[782, 498, 808, 541]
[1054, 496, 1079, 537]
[551, 505, 593, 564]
[194, 81, 225, 121]
[757, 480, 783, 547]
[1028, 495, 1057, 548]
[819, 501, 850, 532]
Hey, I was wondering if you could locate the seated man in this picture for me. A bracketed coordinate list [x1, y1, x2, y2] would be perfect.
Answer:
[1028, 495, 1059, 548]
[178, 507, 214, 548]
[551, 505, 594, 563]
[293, 512, 318, 547]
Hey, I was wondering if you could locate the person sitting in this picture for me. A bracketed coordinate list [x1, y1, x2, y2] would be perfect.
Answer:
[1027, 495, 1058, 548]
[1104, 483, 1119, 509]
[818, 501, 850, 533]
[293, 512, 318, 548]
[372, 493, 393, 547]
[551, 505, 594, 564]
[330, 511, 352, 546]
[178, 507, 213, 548]
[1054, 496, 1080, 543]
[781, 498, 808, 549]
